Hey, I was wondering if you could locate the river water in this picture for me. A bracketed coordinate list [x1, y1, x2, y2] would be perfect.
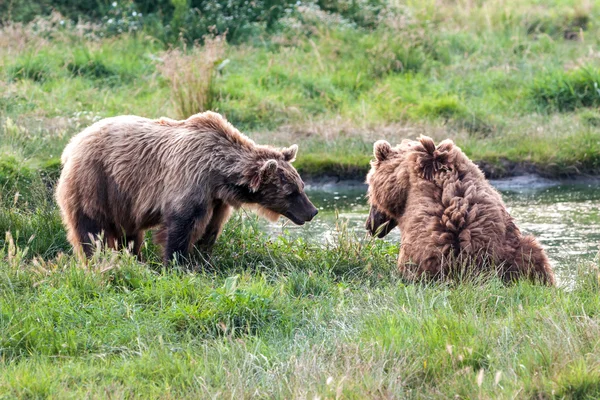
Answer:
[262, 176, 600, 280]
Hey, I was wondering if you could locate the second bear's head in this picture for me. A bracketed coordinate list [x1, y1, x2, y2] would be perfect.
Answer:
[366, 135, 455, 237]
[240, 144, 318, 226]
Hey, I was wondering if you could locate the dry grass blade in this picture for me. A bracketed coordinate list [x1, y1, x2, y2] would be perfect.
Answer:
[156, 35, 227, 119]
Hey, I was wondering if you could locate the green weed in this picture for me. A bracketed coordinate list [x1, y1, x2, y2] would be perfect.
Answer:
[7, 56, 50, 82]
[66, 49, 121, 82]
[580, 109, 600, 127]
[530, 67, 600, 112]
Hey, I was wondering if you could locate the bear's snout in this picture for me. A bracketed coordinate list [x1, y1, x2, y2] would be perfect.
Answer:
[284, 193, 318, 225]
[366, 205, 397, 238]
[301, 196, 318, 222]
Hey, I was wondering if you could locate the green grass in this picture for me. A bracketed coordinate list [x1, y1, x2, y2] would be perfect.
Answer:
[1, 2, 600, 177]
[7, 55, 50, 83]
[0, 221, 599, 398]
[531, 68, 600, 112]
[0, 176, 598, 397]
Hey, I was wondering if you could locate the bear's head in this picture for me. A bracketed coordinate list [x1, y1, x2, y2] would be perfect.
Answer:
[365, 136, 455, 237]
[243, 144, 318, 225]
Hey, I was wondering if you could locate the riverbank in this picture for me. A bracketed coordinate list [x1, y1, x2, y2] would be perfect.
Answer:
[2, 0, 600, 184]
[296, 156, 600, 182]
[1, 123, 599, 191]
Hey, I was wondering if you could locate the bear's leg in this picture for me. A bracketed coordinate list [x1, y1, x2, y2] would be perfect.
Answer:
[163, 206, 206, 265]
[75, 212, 107, 257]
[130, 231, 145, 258]
[195, 201, 233, 255]
[118, 231, 145, 258]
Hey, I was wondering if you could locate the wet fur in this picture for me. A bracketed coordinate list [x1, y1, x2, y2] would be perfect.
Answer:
[367, 135, 555, 285]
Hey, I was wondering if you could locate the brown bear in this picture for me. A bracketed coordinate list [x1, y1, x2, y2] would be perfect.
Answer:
[365, 135, 555, 285]
[56, 111, 318, 264]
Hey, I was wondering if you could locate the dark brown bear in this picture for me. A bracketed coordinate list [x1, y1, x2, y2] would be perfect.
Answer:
[56, 111, 318, 264]
[365, 135, 555, 285]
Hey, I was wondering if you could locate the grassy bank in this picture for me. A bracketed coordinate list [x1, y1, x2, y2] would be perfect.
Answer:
[1, 177, 599, 397]
[0, 216, 600, 398]
[2, 0, 600, 180]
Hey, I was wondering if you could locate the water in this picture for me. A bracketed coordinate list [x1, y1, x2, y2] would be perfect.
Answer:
[262, 177, 600, 277]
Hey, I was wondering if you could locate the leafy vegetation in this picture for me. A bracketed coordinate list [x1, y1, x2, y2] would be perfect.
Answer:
[531, 68, 600, 112]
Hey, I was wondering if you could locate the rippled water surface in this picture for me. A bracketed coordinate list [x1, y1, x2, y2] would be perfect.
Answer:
[262, 177, 600, 276]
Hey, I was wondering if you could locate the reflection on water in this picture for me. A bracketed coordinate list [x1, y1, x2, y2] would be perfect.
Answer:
[501, 184, 600, 272]
[261, 179, 600, 277]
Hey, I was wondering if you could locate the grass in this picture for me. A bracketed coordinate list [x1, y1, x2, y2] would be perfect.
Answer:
[1, 2, 600, 177]
[0, 220, 599, 398]
[0, 177, 597, 397]
[156, 35, 228, 119]
[1, 0, 600, 397]
[531, 68, 600, 112]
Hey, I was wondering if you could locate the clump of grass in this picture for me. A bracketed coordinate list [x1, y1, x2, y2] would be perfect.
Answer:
[0, 155, 35, 200]
[7, 56, 50, 82]
[530, 67, 600, 112]
[415, 96, 494, 135]
[525, 8, 590, 40]
[171, 275, 281, 337]
[156, 35, 227, 119]
[209, 215, 396, 282]
[417, 96, 467, 120]
[66, 49, 120, 82]
[286, 270, 332, 298]
[37, 157, 62, 189]
[579, 109, 600, 127]
[0, 205, 68, 258]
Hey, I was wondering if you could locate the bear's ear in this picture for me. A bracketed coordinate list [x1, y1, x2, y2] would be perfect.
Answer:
[282, 144, 298, 162]
[415, 135, 452, 181]
[249, 159, 278, 192]
[373, 140, 392, 162]
[418, 135, 436, 154]
[436, 138, 455, 153]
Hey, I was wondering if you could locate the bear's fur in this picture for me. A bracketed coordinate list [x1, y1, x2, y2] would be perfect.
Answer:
[56, 111, 318, 264]
[366, 135, 555, 285]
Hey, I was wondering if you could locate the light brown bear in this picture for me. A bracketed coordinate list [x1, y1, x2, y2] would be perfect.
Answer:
[365, 135, 555, 285]
[56, 111, 318, 264]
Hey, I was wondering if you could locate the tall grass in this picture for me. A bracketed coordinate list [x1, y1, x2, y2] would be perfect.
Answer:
[1, 2, 600, 179]
[531, 67, 600, 112]
[156, 35, 227, 119]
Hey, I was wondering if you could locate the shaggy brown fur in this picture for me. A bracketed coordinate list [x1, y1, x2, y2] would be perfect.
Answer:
[366, 136, 555, 285]
[56, 111, 318, 264]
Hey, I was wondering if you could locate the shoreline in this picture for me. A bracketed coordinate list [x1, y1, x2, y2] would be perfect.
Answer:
[300, 159, 600, 185]
[305, 172, 600, 191]
[1, 153, 599, 194]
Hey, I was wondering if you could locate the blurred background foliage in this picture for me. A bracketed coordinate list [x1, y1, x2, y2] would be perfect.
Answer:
[1, 0, 391, 43]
